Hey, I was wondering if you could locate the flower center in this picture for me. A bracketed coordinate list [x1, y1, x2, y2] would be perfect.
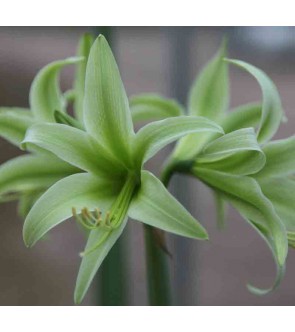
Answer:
[72, 173, 138, 256]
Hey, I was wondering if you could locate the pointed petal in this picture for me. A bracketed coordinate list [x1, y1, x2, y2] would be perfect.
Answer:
[18, 191, 43, 219]
[54, 110, 84, 130]
[74, 33, 94, 123]
[220, 103, 262, 133]
[226, 59, 284, 143]
[74, 217, 128, 304]
[258, 177, 295, 233]
[194, 167, 288, 267]
[128, 171, 208, 239]
[194, 167, 288, 294]
[84, 35, 134, 165]
[230, 196, 286, 295]
[23, 173, 120, 247]
[22, 123, 124, 178]
[0, 107, 34, 146]
[254, 136, 295, 179]
[130, 93, 184, 123]
[196, 128, 266, 175]
[188, 39, 229, 120]
[0, 154, 78, 198]
[247, 264, 285, 295]
[133, 116, 224, 168]
[30, 57, 83, 122]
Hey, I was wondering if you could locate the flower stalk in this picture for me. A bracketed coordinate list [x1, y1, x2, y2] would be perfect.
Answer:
[144, 224, 172, 305]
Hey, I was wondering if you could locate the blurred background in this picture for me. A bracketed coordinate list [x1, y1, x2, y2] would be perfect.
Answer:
[0, 26, 294, 305]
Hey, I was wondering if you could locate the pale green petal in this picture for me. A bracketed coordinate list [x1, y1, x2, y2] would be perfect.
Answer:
[130, 93, 184, 123]
[226, 59, 284, 143]
[84, 35, 134, 166]
[141, 41, 228, 162]
[54, 110, 84, 130]
[258, 177, 295, 233]
[254, 136, 295, 179]
[74, 217, 128, 304]
[188, 39, 229, 120]
[194, 167, 288, 293]
[220, 103, 262, 134]
[18, 191, 43, 218]
[0, 107, 34, 146]
[128, 170, 208, 239]
[0, 154, 78, 198]
[74, 33, 94, 123]
[133, 116, 224, 168]
[196, 128, 266, 175]
[22, 123, 124, 178]
[194, 167, 288, 267]
[228, 197, 285, 295]
[63, 89, 75, 104]
[247, 264, 285, 295]
[23, 173, 120, 247]
[30, 57, 83, 122]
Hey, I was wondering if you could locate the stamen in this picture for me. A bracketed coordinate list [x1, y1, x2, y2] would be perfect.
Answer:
[72, 207, 115, 234]
[82, 208, 98, 226]
[72, 207, 100, 230]
[73, 173, 138, 257]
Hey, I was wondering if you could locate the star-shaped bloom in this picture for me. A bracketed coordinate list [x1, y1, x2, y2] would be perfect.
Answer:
[130, 42, 293, 294]
[21, 35, 224, 303]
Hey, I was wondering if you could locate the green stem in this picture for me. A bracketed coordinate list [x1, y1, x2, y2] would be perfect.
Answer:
[144, 164, 178, 306]
[144, 225, 172, 305]
[98, 235, 128, 305]
[161, 158, 195, 186]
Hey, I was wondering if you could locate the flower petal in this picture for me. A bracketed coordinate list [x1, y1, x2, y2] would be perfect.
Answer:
[0, 154, 78, 198]
[30, 57, 83, 122]
[220, 103, 262, 134]
[196, 128, 266, 175]
[128, 170, 208, 239]
[130, 93, 184, 123]
[74, 33, 94, 124]
[258, 177, 295, 233]
[226, 59, 284, 143]
[254, 136, 295, 179]
[84, 35, 134, 166]
[23, 173, 120, 247]
[133, 116, 224, 168]
[188, 39, 229, 120]
[22, 123, 124, 178]
[74, 217, 128, 304]
[18, 191, 43, 219]
[194, 167, 288, 268]
[0, 107, 34, 146]
[194, 167, 288, 294]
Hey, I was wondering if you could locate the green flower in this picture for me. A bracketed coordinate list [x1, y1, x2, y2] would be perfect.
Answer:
[252, 136, 295, 249]
[21, 35, 224, 304]
[131, 42, 293, 295]
[0, 34, 95, 216]
[189, 58, 290, 294]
